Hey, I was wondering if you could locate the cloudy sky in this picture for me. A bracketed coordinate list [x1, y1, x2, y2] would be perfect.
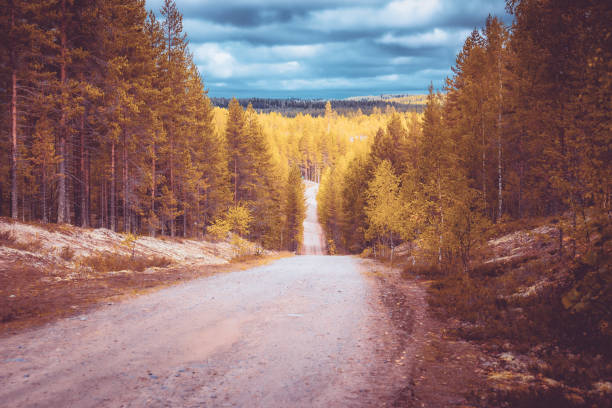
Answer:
[147, 0, 510, 99]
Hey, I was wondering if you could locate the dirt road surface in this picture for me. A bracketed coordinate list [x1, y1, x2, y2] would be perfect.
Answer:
[0, 182, 440, 407]
[301, 181, 326, 255]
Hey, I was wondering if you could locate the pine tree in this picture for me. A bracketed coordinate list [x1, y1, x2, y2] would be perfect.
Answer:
[0, 0, 52, 219]
[285, 165, 305, 252]
[30, 114, 61, 223]
[365, 160, 403, 260]
[159, 0, 188, 236]
[225, 98, 247, 204]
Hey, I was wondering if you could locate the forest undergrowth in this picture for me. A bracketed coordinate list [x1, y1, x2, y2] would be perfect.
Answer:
[402, 214, 612, 407]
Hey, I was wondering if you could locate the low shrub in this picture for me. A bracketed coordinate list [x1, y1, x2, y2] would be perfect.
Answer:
[360, 247, 373, 258]
[401, 262, 443, 279]
[486, 386, 596, 408]
[80, 252, 171, 272]
[59, 246, 75, 261]
[0, 231, 44, 253]
[0, 230, 16, 244]
[39, 222, 75, 235]
[327, 239, 337, 255]
[13, 238, 44, 252]
[230, 235, 258, 261]
[427, 272, 500, 324]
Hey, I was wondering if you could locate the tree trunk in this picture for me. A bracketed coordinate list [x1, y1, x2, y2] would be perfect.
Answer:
[149, 145, 157, 237]
[21, 188, 25, 222]
[87, 148, 91, 226]
[519, 160, 523, 219]
[437, 163, 444, 265]
[9, 0, 18, 220]
[123, 128, 129, 232]
[101, 179, 106, 228]
[150, 145, 156, 237]
[497, 49, 503, 222]
[183, 199, 187, 237]
[11, 68, 18, 220]
[57, 0, 68, 224]
[166, 21, 175, 237]
[234, 157, 238, 203]
[42, 167, 47, 223]
[170, 132, 175, 237]
[80, 85, 88, 227]
[72, 113, 80, 225]
[481, 107, 487, 217]
[111, 141, 116, 231]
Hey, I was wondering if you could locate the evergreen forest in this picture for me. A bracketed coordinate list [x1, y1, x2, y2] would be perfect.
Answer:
[319, 5, 610, 262]
[0, 0, 611, 405]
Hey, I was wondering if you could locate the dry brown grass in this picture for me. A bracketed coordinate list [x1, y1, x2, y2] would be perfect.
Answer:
[0, 230, 16, 245]
[58, 246, 75, 261]
[229, 251, 293, 267]
[27, 221, 77, 235]
[80, 252, 171, 272]
[0, 230, 44, 253]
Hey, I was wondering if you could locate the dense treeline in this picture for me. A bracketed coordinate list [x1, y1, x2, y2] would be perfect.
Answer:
[318, 0, 611, 265]
[211, 97, 424, 117]
[0, 0, 307, 249]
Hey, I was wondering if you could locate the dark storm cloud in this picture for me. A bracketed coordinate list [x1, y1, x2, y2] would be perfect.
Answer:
[153, 0, 377, 27]
[147, 0, 511, 98]
[202, 7, 294, 27]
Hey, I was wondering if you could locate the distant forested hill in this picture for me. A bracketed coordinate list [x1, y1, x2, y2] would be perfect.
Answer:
[210, 97, 425, 117]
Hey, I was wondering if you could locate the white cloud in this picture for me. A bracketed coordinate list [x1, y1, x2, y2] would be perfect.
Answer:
[376, 74, 399, 81]
[378, 28, 472, 48]
[275, 61, 300, 73]
[266, 44, 323, 59]
[308, 0, 442, 31]
[194, 43, 237, 78]
[195, 42, 303, 80]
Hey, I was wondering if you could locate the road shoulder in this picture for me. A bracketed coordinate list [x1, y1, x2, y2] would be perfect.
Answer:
[360, 258, 488, 407]
[1, 253, 292, 338]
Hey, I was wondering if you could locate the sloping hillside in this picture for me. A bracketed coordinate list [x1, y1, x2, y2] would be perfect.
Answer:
[0, 218, 234, 268]
[416, 218, 612, 407]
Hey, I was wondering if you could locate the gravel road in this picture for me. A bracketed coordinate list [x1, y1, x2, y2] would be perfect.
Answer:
[301, 181, 326, 255]
[0, 183, 420, 407]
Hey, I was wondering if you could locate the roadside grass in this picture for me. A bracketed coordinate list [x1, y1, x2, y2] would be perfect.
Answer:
[0, 229, 44, 252]
[229, 251, 293, 268]
[79, 252, 172, 272]
[0, 217, 78, 235]
[58, 245, 75, 261]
